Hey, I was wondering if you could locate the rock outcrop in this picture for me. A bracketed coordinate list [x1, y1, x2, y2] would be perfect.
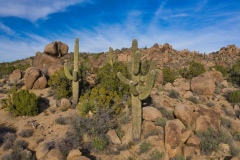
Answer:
[44, 41, 69, 57]
[24, 67, 48, 90]
[9, 69, 22, 83]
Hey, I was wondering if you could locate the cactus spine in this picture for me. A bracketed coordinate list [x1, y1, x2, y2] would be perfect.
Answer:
[117, 39, 156, 141]
[106, 47, 116, 66]
[64, 38, 80, 105]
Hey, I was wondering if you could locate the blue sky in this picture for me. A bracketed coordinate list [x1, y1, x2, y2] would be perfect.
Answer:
[0, 0, 240, 62]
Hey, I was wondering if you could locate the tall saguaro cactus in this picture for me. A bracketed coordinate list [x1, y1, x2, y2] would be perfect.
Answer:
[64, 38, 80, 105]
[117, 39, 156, 141]
[106, 47, 116, 66]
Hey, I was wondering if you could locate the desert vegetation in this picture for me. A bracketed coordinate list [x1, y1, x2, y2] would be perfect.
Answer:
[1, 39, 240, 160]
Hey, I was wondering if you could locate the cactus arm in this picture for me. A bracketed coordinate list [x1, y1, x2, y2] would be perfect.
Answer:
[139, 70, 156, 100]
[117, 72, 130, 85]
[64, 63, 73, 80]
[129, 81, 139, 96]
[133, 51, 141, 75]
[140, 59, 156, 82]
[127, 62, 132, 74]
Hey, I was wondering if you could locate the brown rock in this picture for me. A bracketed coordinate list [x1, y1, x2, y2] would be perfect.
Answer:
[181, 130, 192, 143]
[183, 91, 193, 99]
[33, 52, 63, 73]
[165, 119, 185, 158]
[57, 41, 69, 57]
[45, 148, 64, 160]
[186, 135, 200, 146]
[35, 141, 51, 160]
[48, 65, 63, 76]
[210, 70, 224, 83]
[32, 76, 48, 89]
[143, 120, 156, 137]
[195, 115, 211, 132]
[67, 149, 82, 160]
[60, 98, 71, 109]
[173, 78, 190, 96]
[174, 104, 193, 126]
[44, 41, 58, 56]
[191, 72, 215, 95]
[154, 69, 163, 87]
[106, 129, 121, 144]
[143, 106, 162, 121]
[183, 145, 195, 159]
[9, 69, 22, 83]
[24, 67, 41, 90]
[230, 119, 240, 133]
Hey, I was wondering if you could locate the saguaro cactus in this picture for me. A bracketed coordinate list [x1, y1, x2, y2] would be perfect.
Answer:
[64, 38, 80, 105]
[106, 47, 116, 66]
[117, 39, 156, 141]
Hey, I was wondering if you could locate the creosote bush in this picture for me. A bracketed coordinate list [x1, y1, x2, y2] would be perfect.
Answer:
[228, 91, 240, 103]
[211, 65, 228, 77]
[179, 61, 205, 79]
[229, 59, 240, 85]
[139, 141, 151, 154]
[162, 68, 176, 84]
[18, 129, 34, 138]
[48, 68, 71, 99]
[7, 89, 39, 116]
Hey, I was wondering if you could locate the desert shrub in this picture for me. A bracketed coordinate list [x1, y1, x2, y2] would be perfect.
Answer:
[180, 62, 205, 79]
[221, 117, 231, 129]
[48, 69, 71, 99]
[97, 62, 129, 97]
[196, 127, 232, 155]
[77, 100, 97, 116]
[70, 107, 117, 139]
[2, 132, 16, 150]
[173, 155, 185, 160]
[229, 60, 240, 85]
[116, 127, 125, 139]
[162, 68, 176, 84]
[187, 96, 198, 104]
[205, 101, 215, 107]
[139, 141, 151, 154]
[18, 129, 34, 138]
[78, 87, 122, 115]
[14, 140, 28, 149]
[155, 106, 174, 120]
[144, 129, 161, 138]
[149, 150, 164, 160]
[1, 146, 35, 160]
[211, 65, 228, 77]
[154, 117, 167, 127]
[168, 89, 180, 99]
[92, 136, 108, 151]
[55, 116, 68, 125]
[9, 89, 39, 116]
[233, 132, 240, 141]
[228, 91, 240, 103]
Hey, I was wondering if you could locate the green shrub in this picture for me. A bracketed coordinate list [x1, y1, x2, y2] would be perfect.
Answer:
[187, 96, 198, 104]
[229, 60, 240, 85]
[139, 141, 152, 154]
[149, 150, 164, 160]
[92, 136, 108, 151]
[48, 69, 71, 99]
[77, 100, 97, 116]
[97, 62, 129, 97]
[8, 89, 39, 116]
[79, 87, 122, 115]
[221, 117, 231, 129]
[162, 68, 176, 84]
[154, 117, 167, 127]
[155, 106, 174, 120]
[168, 89, 180, 99]
[180, 62, 205, 79]
[228, 91, 240, 103]
[116, 127, 125, 139]
[196, 128, 232, 155]
[211, 65, 228, 77]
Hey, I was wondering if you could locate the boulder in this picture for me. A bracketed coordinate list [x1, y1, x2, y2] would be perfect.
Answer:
[45, 148, 64, 160]
[48, 65, 63, 76]
[143, 106, 162, 121]
[60, 98, 71, 109]
[44, 41, 58, 56]
[9, 69, 22, 83]
[33, 52, 63, 73]
[57, 41, 69, 57]
[106, 129, 121, 145]
[154, 69, 164, 87]
[24, 67, 41, 90]
[165, 119, 185, 158]
[191, 72, 215, 95]
[186, 135, 201, 146]
[173, 78, 190, 95]
[32, 76, 48, 89]
[174, 104, 193, 126]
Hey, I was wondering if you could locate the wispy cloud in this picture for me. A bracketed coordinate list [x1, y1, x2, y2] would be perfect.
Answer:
[0, 23, 15, 35]
[0, 0, 91, 21]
